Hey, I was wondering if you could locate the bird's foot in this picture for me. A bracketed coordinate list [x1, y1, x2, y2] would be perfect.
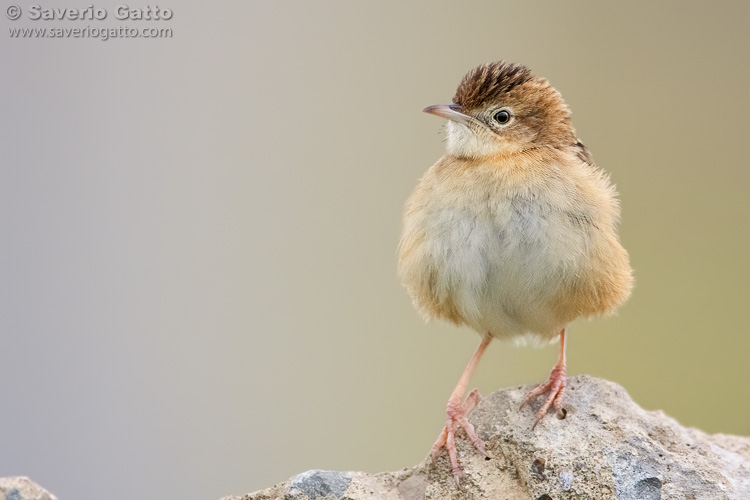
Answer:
[520, 365, 567, 429]
[430, 389, 488, 485]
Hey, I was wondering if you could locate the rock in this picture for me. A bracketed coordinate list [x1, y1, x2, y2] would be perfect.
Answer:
[286, 471, 352, 499]
[223, 375, 750, 500]
[0, 477, 58, 500]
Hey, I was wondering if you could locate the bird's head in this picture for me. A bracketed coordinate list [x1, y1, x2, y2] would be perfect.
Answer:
[425, 61, 577, 158]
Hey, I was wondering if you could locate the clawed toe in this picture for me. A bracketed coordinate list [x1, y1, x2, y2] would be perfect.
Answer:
[521, 365, 567, 429]
[431, 389, 488, 485]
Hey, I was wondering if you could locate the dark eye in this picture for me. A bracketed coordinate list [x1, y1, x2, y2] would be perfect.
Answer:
[493, 110, 511, 124]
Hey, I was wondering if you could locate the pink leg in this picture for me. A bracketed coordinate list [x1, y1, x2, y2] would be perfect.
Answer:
[431, 335, 491, 485]
[520, 328, 567, 429]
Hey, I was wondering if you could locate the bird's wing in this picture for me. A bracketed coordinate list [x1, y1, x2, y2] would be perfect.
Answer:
[574, 140, 595, 166]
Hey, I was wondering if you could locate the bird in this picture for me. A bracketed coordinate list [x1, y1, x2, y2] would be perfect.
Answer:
[397, 61, 633, 485]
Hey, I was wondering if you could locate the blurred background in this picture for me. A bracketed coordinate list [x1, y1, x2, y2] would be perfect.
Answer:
[2, 1, 749, 499]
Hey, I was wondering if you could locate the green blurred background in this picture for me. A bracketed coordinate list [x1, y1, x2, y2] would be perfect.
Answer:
[2, 1, 749, 499]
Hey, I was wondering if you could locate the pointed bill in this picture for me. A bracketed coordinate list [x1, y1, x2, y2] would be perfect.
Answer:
[423, 104, 478, 127]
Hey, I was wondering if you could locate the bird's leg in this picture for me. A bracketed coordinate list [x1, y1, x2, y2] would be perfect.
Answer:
[521, 328, 567, 429]
[431, 334, 491, 485]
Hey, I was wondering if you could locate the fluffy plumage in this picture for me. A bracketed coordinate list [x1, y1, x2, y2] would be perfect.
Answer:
[398, 61, 632, 344]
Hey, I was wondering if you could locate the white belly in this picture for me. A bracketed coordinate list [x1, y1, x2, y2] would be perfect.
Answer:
[421, 194, 589, 342]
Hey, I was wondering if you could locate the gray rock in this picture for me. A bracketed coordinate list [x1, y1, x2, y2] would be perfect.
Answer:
[0, 477, 57, 500]
[285, 470, 352, 500]
[223, 375, 750, 500]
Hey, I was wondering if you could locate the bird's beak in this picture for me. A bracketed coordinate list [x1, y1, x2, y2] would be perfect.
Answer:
[423, 104, 476, 127]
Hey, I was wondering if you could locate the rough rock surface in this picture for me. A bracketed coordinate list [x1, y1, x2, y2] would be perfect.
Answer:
[224, 375, 750, 500]
[0, 477, 57, 500]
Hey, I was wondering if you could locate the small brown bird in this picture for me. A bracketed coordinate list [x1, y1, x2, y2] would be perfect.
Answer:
[398, 61, 633, 484]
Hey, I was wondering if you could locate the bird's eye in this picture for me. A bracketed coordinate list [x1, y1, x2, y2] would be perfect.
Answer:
[493, 110, 511, 124]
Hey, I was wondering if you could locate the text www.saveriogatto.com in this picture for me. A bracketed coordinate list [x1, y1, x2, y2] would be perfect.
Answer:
[7, 5, 174, 41]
